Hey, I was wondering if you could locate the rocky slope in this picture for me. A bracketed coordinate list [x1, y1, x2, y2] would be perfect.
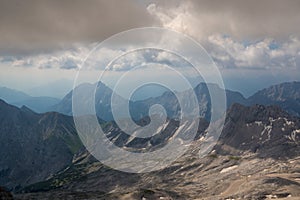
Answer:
[14, 104, 300, 200]
[0, 100, 82, 190]
[216, 104, 300, 158]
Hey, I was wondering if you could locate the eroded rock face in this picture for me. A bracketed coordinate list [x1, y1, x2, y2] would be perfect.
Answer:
[217, 104, 300, 158]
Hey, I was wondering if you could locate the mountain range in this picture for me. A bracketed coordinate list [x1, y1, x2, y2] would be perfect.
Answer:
[0, 87, 60, 113]
[0, 81, 299, 199]
[3, 81, 300, 121]
[52, 81, 300, 120]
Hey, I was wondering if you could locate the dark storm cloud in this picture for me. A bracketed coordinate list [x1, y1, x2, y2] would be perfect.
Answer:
[193, 0, 300, 40]
[2, 0, 300, 56]
[0, 0, 157, 55]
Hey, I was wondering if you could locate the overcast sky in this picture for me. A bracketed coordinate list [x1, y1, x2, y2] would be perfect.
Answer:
[0, 0, 299, 97]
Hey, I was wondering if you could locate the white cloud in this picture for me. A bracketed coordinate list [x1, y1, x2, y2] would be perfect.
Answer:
[4, 44, 96, 70]
[2, 46, 191, 72]
[208, 35, 300, 69]
[4, 34, 300, 71]
[108, 49, 189, 71]
[147, 2, 195, 38]
[155, 51, 181, 63]
[5, 35, 299, 71]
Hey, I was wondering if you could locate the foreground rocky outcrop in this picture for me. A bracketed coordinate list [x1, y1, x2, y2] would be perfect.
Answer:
[0, 187, 13, 200]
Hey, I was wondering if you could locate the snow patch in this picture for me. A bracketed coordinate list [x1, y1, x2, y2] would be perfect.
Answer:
[220, 165, 238, 173]
[285, 129, 300, 143]
[261, 125, 272, 140]
[290, 129, 300, 142]
[283, 117, 295, 126]
[254, 121, 263, 126]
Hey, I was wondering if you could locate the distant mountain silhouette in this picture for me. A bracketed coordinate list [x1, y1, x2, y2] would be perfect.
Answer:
[0, 87, 31, 102]
[248, 81, 300, 116]
[51, 82, 129, 121]
[53, 82, 247, 121]
[0, 86, 60, 113]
